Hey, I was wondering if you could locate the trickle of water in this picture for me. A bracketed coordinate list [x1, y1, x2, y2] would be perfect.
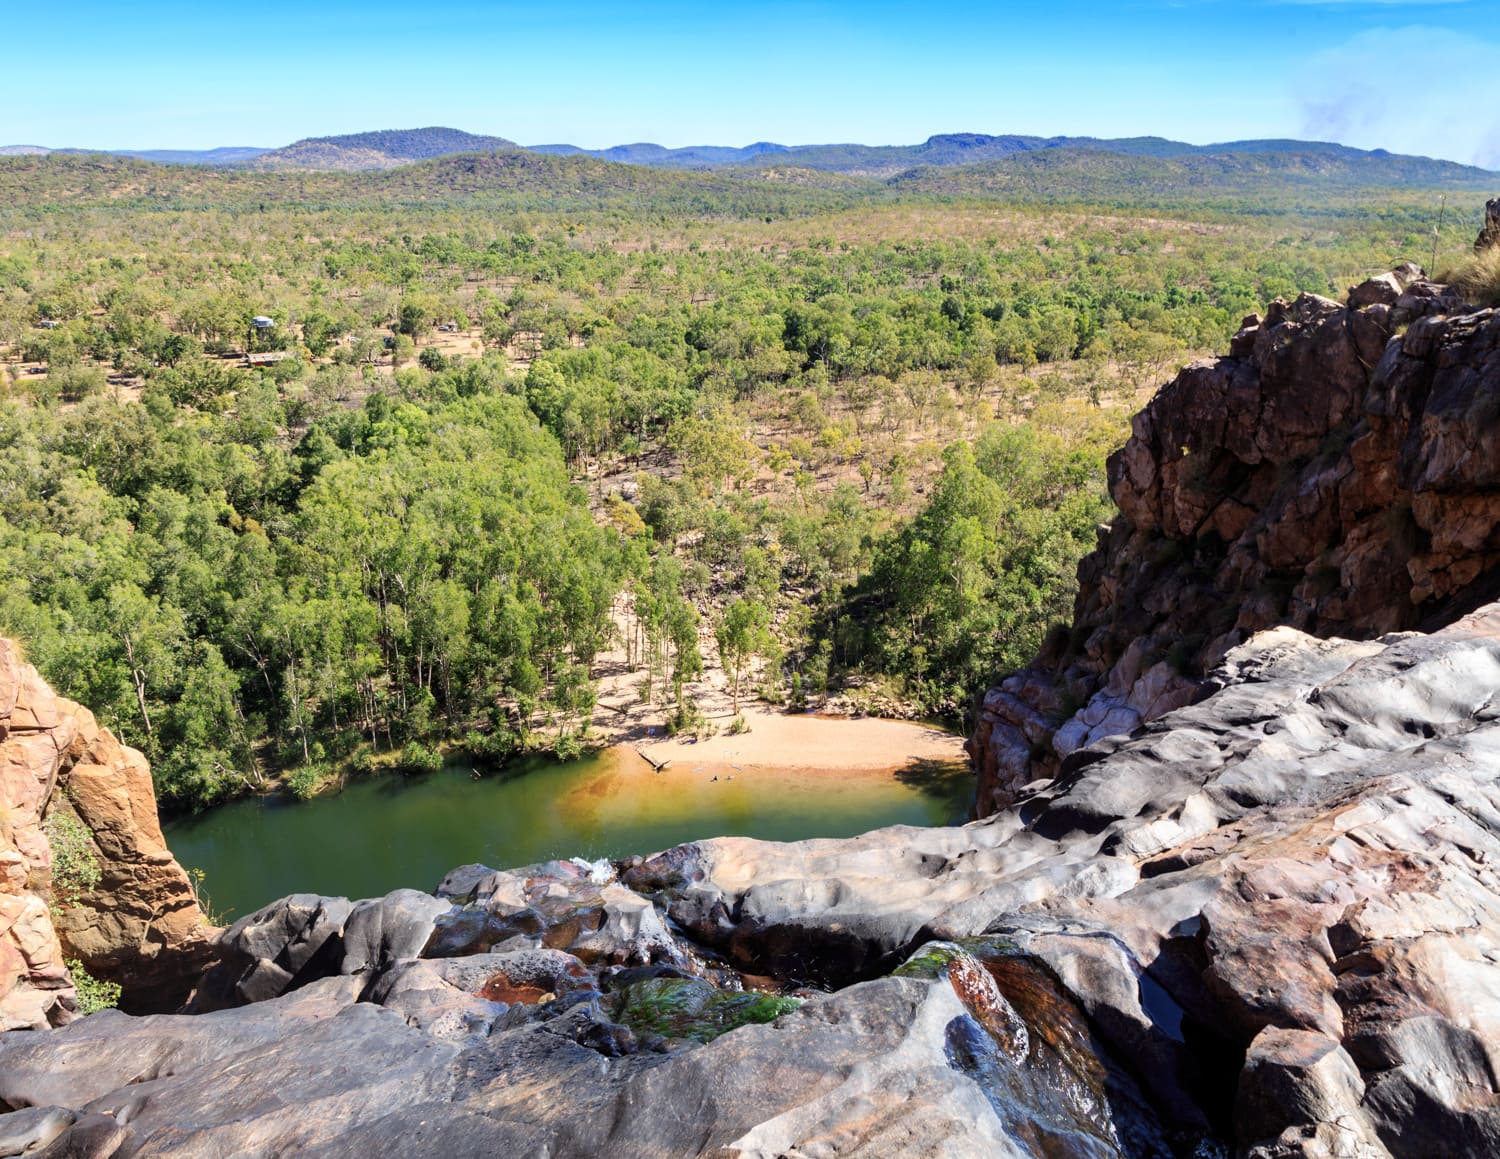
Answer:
[568, 856, 618, 884]
[901, 940, 1176, 1159]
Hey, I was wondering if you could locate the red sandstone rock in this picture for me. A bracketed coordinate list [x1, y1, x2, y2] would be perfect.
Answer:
[0, 640, 212, 1028]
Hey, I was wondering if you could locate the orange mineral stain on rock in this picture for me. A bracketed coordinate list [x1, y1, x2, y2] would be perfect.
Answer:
[477, 974, 554, 1005]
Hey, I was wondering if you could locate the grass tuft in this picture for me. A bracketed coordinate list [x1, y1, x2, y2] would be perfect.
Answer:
[1442, 248, 1500, 307]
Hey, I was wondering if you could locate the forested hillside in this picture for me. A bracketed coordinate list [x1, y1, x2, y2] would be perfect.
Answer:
[0, 151, 1486, 809]
[244, 128, 520, 171]
[894, 145, 1498, 206]
[2, 147, 1493, 217]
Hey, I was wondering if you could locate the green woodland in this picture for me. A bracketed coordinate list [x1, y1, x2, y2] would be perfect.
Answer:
[0, 150, 1487, 809]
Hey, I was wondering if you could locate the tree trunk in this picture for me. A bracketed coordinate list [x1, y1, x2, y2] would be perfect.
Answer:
[132, 668, 153, 737]
[120, 634, 153, 737]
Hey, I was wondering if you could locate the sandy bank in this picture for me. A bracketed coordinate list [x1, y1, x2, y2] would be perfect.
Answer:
[586, 595, 966, 776]
[638, 704, 965, 772]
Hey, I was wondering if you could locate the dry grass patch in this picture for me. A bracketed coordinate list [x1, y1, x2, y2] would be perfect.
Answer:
[1446, 248, 1500, 308]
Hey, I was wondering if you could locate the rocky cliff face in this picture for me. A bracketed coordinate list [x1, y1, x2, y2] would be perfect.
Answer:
[7, 610, 1500, 1154]
[1477, 197, 1500, 253]
[970, 266, 1500, 814]
[0, 641, 211, 1029]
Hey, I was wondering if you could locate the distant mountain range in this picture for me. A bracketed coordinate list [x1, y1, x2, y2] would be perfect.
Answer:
[0, 143, 269, 164]
[5, 126, 1495, 181]
[5, 127, 1494, 193]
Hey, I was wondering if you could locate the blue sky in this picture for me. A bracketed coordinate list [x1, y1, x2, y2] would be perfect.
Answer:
[5, 1, 1499, 166]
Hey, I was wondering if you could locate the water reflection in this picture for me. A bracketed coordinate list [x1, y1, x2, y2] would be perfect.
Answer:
[165, 746, 974, 922]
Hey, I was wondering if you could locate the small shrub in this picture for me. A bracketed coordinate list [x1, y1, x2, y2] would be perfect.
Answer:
[1056, 687, 1085, 721]
[755, 681, 786, 706]
[726, 714, 750, 735]
[666, 698, 705, 737]
[397, 742, 444, 775]
[464, 727, 518, 769]
[51, 364, 108, 402]
[67, 959, 121, 1015]
[285, 763, 327, 801]
[788, 671, 805, 710]
[326, 729, 362, 759]
[1166, 634, 1206, 677]
[350, 749, 378, 777]
[44, 811, 100, 909]
[554, 733, 583, 762]
[185, 866, 228, 926]
[1041, 621, 1071, 658]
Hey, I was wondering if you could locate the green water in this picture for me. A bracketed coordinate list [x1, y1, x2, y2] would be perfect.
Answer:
[164, 747, 973, 921]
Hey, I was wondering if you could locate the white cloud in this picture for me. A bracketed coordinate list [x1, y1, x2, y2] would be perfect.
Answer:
[1298, 26, 1500, 168]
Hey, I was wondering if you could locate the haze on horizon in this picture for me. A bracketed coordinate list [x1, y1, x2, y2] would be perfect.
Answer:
[7, 0, 1500, 169]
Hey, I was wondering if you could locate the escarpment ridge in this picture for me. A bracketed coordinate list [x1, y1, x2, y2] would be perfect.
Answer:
[970, 262, 1500, 815]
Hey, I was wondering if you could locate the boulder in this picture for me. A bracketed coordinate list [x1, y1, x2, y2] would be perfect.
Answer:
[340, 888, 451, 977]
[425, 860, 682, 968]
[1347, 273, 1402, 310]
[192, 893, 352, 1008]
[1477, 196, 1500, 253]
[0, 1105, 79, 1156]
[1390, 279, 1466, 327]
[1237, 1028, 1386, 1157]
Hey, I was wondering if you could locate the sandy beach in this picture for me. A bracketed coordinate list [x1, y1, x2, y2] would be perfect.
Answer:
[555, 741, 972, 842]
[587, 592, 967, 776]
[637, 705, 964, 772]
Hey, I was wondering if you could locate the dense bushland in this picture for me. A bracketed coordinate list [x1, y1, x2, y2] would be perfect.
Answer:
[0, 154, 1480, 808]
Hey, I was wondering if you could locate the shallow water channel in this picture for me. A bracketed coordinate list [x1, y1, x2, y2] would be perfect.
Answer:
[165, 746, 974, 921]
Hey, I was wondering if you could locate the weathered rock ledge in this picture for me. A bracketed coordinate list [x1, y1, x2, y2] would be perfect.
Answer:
[970, 266, 1500, 815]
[0, 641, 211, 1030]
[6, 607, 1500, 1155]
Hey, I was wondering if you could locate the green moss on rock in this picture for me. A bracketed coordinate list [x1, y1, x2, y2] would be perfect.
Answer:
[894, 936, 1025, 981]
[609, 976, 801, 1044]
